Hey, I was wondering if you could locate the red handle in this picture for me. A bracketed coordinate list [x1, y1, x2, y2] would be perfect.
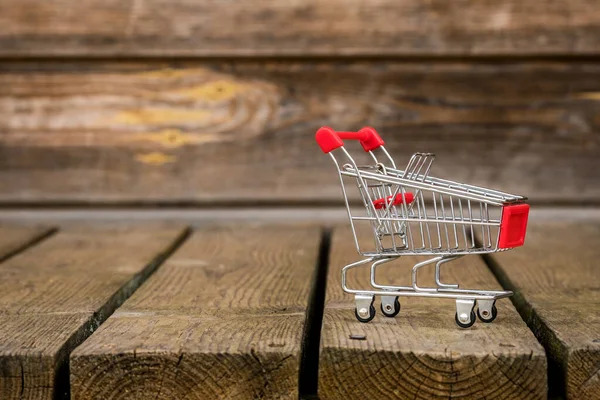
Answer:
[315, 126, 384, 153]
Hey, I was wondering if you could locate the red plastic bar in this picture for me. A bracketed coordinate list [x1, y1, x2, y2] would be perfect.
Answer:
[498, 203, 530, 249]
[315, 126, 384, 153]
[372, 193, 415, 209]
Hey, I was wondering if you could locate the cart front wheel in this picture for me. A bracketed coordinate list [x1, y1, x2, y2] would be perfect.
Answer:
[355, 304, 376, 323]
[477, 304, 498, 323]
[455, 310, 476, 328]
[381, 297, 401, 318]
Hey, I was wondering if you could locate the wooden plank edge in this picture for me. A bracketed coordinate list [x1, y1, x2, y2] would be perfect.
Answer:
[2, 207, 600, 226]
[70, 313, 308, 399]
[298, 227, 331, 398]
[480, 252, 567, 399]
[1, 197, 600, 209]
[0, 227, 57, 263]
[50, 226, 192, 398]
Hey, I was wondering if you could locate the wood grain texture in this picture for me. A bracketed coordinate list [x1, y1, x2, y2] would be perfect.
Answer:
[0, 0, 598, 56]
[1, 61, 599, 204]
[319, 226, 547, 399]
[486, 221, 600, 399]
[0, 313, 90, 400]
[0, 225, 54, 262]
[0, 225, 187, 400]
[71, 224, 321, 400]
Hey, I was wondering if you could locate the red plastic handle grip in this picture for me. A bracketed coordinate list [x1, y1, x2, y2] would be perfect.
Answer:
[315, 126, 384, 153]
[373, 192, 415, 209]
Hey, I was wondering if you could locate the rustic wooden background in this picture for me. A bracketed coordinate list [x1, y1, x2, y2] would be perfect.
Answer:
[0, 0, 599, 206]
[0, 1, 599, 399]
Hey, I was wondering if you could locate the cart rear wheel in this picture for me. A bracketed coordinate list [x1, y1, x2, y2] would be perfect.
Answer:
[455, 310, 476, 328]
[381, 297, 401, 317]
[477, 304, 498, 323]
[355, 304, 376, 323]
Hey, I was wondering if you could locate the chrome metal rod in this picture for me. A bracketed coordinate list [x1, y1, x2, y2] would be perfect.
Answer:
[435, 256, 460, 289]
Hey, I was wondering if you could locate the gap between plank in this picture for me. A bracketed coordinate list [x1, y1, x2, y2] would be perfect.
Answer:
[0, 227, 57, 264]
[298, 227, 331, 399]
[479, 252, 567, 400]
[51, 226, 192, 400]
[0, 198, 599, 209]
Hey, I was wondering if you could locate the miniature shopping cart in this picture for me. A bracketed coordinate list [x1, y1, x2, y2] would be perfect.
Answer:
[316, 126, 529, 328]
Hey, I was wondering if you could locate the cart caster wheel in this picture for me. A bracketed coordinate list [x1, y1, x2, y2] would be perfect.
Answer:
[355, 304, 376, 323]
[381, 297, 401, 318]
[455, 310, 476, 328]
[477, 304, 498, 323]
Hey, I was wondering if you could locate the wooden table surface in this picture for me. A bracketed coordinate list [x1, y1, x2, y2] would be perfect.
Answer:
[1, 1, 599, 399]
[0, 214, 597, 400]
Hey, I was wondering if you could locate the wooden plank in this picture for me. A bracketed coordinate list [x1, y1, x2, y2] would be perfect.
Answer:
[486, 221, 600, 399]
[319, 226, 547, 399]
[1, 61, 599, 205]
[0, 225, 188, 400]
[0, 225, 54, 262]
[0, 314, 91, 400]
[0, 0, 598, 57]
[71, 224, 322, 399]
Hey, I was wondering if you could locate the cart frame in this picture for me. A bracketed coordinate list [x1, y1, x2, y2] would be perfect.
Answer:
[316, 126, 529, 328]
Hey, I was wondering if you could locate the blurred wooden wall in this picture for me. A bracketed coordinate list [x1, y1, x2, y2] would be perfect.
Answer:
[0, 0, 599, 206]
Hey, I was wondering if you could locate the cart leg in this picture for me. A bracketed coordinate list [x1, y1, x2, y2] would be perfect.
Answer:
[455, 299, 476, 328]
[354, 294, 376, 323]
[380, 295, 401, 317]
[435, 256, 460, 289]
[370, 257, 396, 288]
[412, 256, 443, 292]
[476, 299, 498, 323]
[342, 258, 374, 294]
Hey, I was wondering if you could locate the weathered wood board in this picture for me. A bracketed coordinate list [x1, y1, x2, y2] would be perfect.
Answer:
[0, 0, 598, 56]
[319, 227, 547, 399]
[71, 224, 322, 399]
[1, 61, 599, 204]
[0, 225, 187, 400]
[0, 225, 54, 262]
[486, 221, 600, 399]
